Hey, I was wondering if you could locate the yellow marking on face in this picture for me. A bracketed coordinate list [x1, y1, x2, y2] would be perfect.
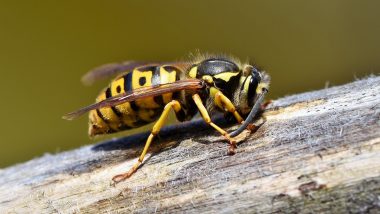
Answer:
[243, 76, 252, 93]
[202, 75, 213, 84]
[189, 66, 198, 78]
[239, 76, 245, 84]
[160, 67, 176, 103]
[213, 72, 240, 82]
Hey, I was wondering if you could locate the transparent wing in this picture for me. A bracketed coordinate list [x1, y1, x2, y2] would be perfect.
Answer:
[81, 61, 158, 85]
[81, 61, 188, 85]
[63, 79, 204, 120]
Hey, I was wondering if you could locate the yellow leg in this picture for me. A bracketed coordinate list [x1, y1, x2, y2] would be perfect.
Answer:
[215, 90, 260, 132]
[112, 100, 182, 183]
[214, 91, 244, 123]
[192, 94, 237, 155]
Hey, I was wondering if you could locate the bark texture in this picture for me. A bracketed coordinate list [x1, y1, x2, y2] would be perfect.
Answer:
[0, 76, 379, 213]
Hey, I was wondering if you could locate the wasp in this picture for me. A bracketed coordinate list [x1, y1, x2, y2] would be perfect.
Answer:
[63, 54, 270, 183]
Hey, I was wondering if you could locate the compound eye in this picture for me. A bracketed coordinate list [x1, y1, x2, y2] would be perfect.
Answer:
[248, 72, 260, 106]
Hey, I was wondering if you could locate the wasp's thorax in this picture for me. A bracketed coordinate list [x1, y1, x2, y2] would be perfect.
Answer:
[189, 58, 269, 116]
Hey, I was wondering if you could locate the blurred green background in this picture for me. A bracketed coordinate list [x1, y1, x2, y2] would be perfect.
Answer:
[0, 0, 379, 168]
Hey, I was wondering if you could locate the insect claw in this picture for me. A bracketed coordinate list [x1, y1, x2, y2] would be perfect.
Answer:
[246, 124, 257, 132]
[112, 173, 132, 184]
[227, 137, 237, 155]
[227, 144, 237, 155]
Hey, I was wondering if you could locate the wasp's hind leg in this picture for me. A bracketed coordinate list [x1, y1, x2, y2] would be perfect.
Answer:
[112, 100, 183, 183]
[192, 94, 237, 155]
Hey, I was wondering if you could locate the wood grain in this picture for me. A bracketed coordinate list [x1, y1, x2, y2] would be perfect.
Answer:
[1, 76, 379, 213]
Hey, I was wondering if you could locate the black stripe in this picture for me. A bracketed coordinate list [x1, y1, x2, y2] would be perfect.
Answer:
[139, 77, 146, 86]
[105, 87, 112, 98]
[124, 72, 133, 91]
[164, 67, 180, 104]
[186, 101, 198, 119]
[112, 106, 123, 117]
[153, 96, 164, 106]
[240, 76, 249, 92]
[130, 101, 139, 111]
[172, 91, 180, 100]
[175, 108, 186, 122]
[123, 72, 139, 111]
[213, 78, 230, 96]
[96, 109, 117, 133]
[105, 87, 123, 117]
[133, 120, 149, 127]
[118, 123, 133, 130]
[96, 109, 108, 122]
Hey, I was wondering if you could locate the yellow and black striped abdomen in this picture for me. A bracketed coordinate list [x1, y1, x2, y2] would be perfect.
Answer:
[89, 65, 181, 136]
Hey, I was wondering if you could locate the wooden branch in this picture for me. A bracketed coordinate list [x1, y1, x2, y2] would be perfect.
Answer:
[1, 76, 379, 213]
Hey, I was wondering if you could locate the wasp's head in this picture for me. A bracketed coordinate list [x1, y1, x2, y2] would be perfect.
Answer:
[235, 65, 270, 115]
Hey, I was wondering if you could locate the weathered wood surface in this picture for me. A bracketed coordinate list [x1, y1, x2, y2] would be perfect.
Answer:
[1, 76, 379, 213]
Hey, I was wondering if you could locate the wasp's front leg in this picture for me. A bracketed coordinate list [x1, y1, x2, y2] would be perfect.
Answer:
[214, 90, 259, 132]
[192, 94, 237, 155]
[215, 90, 270, 133]
[214, 90, 244, 124]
